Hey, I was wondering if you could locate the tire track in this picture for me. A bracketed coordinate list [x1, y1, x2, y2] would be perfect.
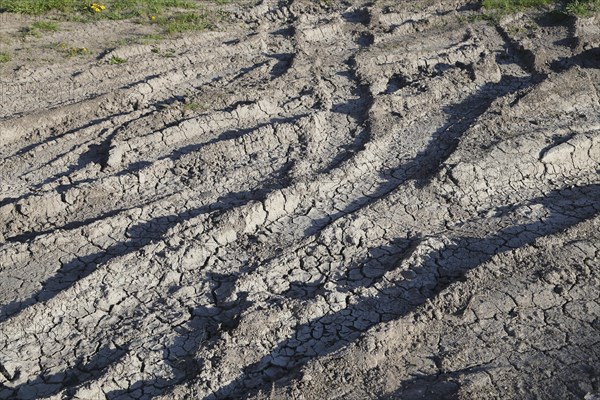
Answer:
[0, 1, 599, 399]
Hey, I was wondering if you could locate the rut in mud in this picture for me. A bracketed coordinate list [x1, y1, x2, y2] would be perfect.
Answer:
[0, 0, 599, 399]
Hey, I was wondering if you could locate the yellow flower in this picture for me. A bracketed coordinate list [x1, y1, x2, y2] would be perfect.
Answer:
[150, 15, 156, 21]
[89, 3, 105, 13]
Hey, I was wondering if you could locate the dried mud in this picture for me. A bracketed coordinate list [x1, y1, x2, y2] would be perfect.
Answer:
[0, 0, 599, 399]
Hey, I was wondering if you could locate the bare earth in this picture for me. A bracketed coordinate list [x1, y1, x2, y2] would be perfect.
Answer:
[0, 0, 599, 399]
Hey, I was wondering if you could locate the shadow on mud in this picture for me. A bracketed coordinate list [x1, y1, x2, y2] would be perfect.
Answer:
[4, 344, 129, 399]
[204, 183, 599, 399]
[0, 158, 293, 325]
[3, 111, 307, 246]
[3, 39, 598, 399]
[306, 72, 537, 238]
[90, 183, 599, 400]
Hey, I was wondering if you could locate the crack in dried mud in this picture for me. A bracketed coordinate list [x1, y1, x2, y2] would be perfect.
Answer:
[0, 1, 599, 399]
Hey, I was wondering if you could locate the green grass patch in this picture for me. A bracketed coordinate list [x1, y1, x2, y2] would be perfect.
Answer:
[0, 51, 10, 63]
[564, 0, 600, 16]
[0, 0, 229, 37]
[182, 101, 206, 112]
[475, 0, 599, 26]
[158, 11, 218, 34]
[32, 20, 60, 31]
[482, 0, 600, 15]
[95, 0, 198, 20]
[482, 0, 554, 12]
[0, 0, 79, 15]
[19, 20, 60, 38]
[0, 0, 198, 16]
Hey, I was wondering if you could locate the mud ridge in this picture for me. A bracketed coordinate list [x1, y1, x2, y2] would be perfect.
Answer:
[0, 1, 599, 399]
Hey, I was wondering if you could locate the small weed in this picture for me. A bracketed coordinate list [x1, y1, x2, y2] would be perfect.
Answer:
[148, 46, 176, 56]
[0, 51, 11, 63]
[183, 101, 205, 112]
[506, 24, 522, 34]
[505, 20, 539, 34]
[64, 45, 90, 57]
[113, 37, 136, 47]
[108, 55, 127, 65]
[464, 12, 501, 24]
[19, 26, 41, 38]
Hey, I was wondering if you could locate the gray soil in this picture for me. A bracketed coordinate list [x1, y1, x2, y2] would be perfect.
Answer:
[0, 0, 599, 399]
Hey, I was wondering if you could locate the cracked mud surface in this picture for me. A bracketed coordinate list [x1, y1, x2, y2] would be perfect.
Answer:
[0, 0, 599, 399]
